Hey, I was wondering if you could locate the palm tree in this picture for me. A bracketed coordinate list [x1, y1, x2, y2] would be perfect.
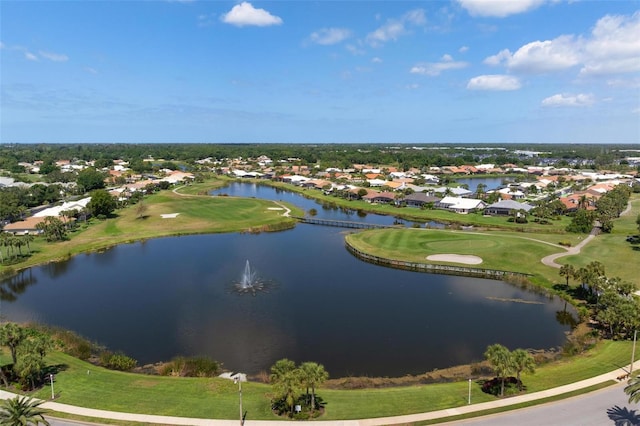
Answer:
[484, 344, 514, 397]
[625, 373, 640, 404]
[269, 358, 296, 384]
[22, 234, 34, 255]
[511, 349, 536, 391]
[0, 322, 25, 365]
[272, 369, 303, 417]
[0, 396, 49, 426]
[299, 362, 329, 413]
[559, 264, 576, 287]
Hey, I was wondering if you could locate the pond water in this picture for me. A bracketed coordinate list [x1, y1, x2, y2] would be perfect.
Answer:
[0, 183, 575, 377]
[455, 176, 513, 193]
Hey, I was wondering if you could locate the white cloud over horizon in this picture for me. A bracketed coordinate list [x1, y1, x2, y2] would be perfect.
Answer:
[221, 2, 282, 27]
[456, 0, 546, 17]
[410, 54, 468, 76]
[366, 8, 426, 47]
[541, 93, 595, 107]
[309, 28, 352, 46]
[39, 51, 69, 62]
[484, 11, 640, 77]
[466, 75, 522, 91]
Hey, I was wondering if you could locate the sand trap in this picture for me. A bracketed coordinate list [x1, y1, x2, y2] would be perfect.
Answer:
[160, 213, 180, 219]
[426, 254, 483, 265]
[267, 207, 284, 210]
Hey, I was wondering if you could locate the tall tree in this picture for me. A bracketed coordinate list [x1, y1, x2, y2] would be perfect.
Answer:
[559, 264, 575, 287]
[511, 349, 536, 391]
[270, 358, 296, 384]
[272, 368, 303, 416]
[0, 323, 26, 365]
[299, 362, 328, 413]
[484, 344, 514, 397]
[76, 167, 106, 192]
[87, 189, 117, 217]
[0, 396, 49, 426]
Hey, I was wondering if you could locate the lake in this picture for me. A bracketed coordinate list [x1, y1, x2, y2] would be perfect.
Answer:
[0, 183, 574, 377]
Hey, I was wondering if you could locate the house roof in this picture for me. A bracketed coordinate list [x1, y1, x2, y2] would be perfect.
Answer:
[486, 200, 534, 211]
[404, 193, 440, 203]
[439, 197, 485, 209]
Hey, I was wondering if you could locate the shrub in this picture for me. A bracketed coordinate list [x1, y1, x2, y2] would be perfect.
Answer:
[160, 356, 221, 377]
[100, 351, 137, 371]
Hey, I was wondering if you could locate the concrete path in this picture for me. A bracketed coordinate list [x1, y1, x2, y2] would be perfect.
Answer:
[541, 227, 598, 269]
[1, 361, 638, 426]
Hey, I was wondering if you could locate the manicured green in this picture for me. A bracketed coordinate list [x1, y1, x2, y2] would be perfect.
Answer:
[346, 228, 566, 279]
[0, 185, 301, 275]
[560, 194, 640, 287]
[19, 341, 632, 420]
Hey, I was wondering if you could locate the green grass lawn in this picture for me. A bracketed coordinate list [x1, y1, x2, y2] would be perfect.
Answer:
[559, 194, 640, 288]
[346, 228, 566, 280]
[24, 340, 632, 421]
[0, 187, 301, 275]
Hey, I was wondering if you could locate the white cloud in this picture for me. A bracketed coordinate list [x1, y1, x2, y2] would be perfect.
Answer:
[483, 48, 511, 66]
[466, 75, 521, 91]
[484, 36, 580, 73]
[366, 8, 426, 47]
[24, 52, 38, 61]
[410, 55, 468, 76]
[371, 57, 383, 64]
[580, 11, 640, 76]
[459, 46, 469, 53]
[39, 51, 69, 62]
[406, 83, 420, 90]
[456, 0, 545, 17]
[345, 44, 365, 56]
[485, 11, 640, 77]
[309, 28, 351, 45]
[541, 93, 595, 107]
[221, 2, 282, 27]
[84, 67, 98, 75]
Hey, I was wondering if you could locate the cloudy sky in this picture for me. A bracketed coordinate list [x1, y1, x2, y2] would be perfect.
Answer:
[1, 0, 639, 144]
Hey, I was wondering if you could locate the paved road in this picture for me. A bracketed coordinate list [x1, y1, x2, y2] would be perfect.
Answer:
[440, 383, 639, 426]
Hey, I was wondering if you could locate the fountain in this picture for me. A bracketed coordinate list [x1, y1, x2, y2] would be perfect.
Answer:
[234, 260, 266, 295]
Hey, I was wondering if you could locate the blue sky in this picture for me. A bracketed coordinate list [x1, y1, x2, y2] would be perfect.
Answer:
[1, 0, 639, 144]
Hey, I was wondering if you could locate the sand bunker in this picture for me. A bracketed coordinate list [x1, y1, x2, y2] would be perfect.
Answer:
[426, 254, 483, 265]
[160, 213, 180, 219]
[267, 207, 284, 210]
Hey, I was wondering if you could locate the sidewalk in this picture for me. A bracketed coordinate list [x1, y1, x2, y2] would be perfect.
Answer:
[0, 361, 638, 426]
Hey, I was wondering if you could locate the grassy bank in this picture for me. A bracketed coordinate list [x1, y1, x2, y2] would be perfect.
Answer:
[24, 340, 632, 420]
[0, 185, 301, 275]
[346, 228, 568, 284]
[559, 193, 640, 286]
[344, 193, 640, 289]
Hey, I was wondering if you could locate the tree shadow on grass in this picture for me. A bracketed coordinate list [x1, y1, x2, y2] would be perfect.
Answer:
[606, 405, 639, 425]
[43, 364, 69, 376]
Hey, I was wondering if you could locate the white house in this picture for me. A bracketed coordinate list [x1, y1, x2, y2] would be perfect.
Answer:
[436, 197, 486, 214]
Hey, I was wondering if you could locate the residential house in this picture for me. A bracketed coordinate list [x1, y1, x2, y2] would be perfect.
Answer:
[485, 200, 534, 216]
[436, 197, 486, 214]
[403, 193, 440, 208]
